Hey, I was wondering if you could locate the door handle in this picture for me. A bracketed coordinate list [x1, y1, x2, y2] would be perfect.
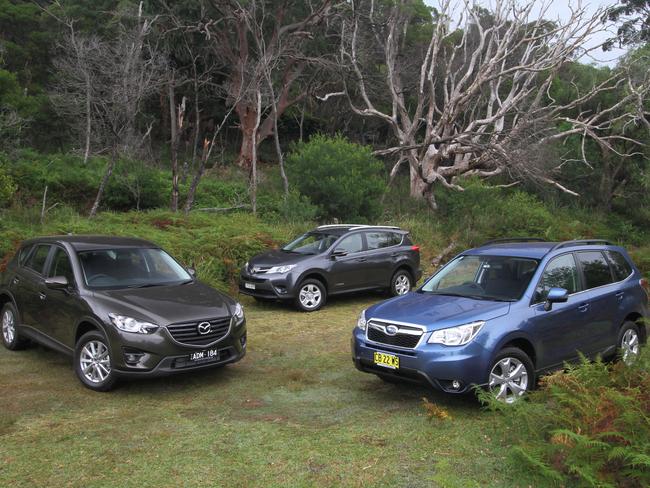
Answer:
[356, 257, 367, 262]
[38, 292, 46, 301]
[391, 252, 400, 257]
[577, 303, 589, 313]
[12, 277, 20, 285]
[615, 291, 624, 301]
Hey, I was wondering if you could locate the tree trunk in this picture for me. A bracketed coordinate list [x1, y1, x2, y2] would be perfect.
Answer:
[169, 82, 179, 212]
[183, 138, 210, 215]
[83, 71, 91, 165]
[89, 153, 116, 218]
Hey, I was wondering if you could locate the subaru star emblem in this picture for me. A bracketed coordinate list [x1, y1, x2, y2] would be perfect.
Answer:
[385, 325, 399, 336]
[197, 322, 212, 335]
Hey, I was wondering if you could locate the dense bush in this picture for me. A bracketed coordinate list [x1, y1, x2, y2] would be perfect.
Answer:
[286, 134, 385, 222]
[257, 189, 319, 223]
[481, 348, 650, 487]
[0, 165, 15, 207]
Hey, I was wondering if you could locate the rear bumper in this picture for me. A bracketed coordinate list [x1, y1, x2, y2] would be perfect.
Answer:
[351, 327, 489, 394]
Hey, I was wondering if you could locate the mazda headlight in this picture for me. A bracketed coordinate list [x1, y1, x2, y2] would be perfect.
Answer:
[427, 321, 484, 346]
[232, 303, 245, 326]
[108, 313, 159, 334]
[357, 309, 367, 331]
[267, 264, 296, 274]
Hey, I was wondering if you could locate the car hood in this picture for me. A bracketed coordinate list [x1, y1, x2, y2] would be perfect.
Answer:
[91, 281, 235, 326]
[366, 292, 511, 331]
[248, 249, 314, 268]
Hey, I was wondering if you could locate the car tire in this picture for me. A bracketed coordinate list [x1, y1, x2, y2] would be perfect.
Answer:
[487, 347, 535, 404]
[74, 330, 117, 392]
[617, 321, 641, 365]
[295, 279, 327, 312]
[1, 303, 29, 350]
[390, 269, 413, 297]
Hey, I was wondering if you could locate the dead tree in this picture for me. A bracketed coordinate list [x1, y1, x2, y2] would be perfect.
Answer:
[331, 0, 650, 209]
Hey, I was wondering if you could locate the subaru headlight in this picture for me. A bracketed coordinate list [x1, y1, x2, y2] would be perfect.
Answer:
[232, 303, 245, 326]
[267, 264, 296, 274]
[427, 321, 484, 346]
[357, 309, 367, 331]
[108, 313, 159, 334]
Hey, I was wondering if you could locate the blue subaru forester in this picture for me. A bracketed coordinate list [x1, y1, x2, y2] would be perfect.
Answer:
[352, 239, 648, 403]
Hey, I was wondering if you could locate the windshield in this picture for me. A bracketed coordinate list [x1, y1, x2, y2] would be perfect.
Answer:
[281, 232, 339, 255]
[421, 255, 539, 301]
[78, 248, 192, 289]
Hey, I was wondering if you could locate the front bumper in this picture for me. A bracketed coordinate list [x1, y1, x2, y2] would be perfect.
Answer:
[351, 327, 489, 393]
[238, 271, 297, 299]
[106, 320, 247, 378]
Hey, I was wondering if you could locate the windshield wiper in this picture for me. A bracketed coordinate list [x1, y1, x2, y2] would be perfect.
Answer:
[422, 291, 514, 302]
[126, 283, 163, 289]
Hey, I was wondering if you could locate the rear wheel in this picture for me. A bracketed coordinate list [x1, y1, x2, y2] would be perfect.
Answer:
[295, 279, 326, 312]
[74, 330, 117, 392]
[1, 303, 28, 350]
[617, 321, 641, 365]
[390, 269, 412, 297]
[487, 347, 534, 404]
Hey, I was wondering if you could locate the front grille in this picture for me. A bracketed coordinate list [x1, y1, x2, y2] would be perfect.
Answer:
[167, 317, 231, 346]
[367, 321, 423, 349]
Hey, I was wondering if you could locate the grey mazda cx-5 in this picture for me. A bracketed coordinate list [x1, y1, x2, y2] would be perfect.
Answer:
[0, 236, 247, 391]
[240, 224, 422, 311]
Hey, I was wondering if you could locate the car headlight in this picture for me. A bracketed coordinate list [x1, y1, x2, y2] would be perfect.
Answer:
[357, 309, 367, 331]
[232, 303, 245, 326]
[267, 264, 296, 274]
[427, 321, 484, 346]
[108, 313, 159, 334]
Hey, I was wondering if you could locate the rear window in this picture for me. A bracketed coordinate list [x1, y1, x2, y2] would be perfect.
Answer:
[18, 245, 33, 265]
[365, 232, 402, 250]
[576, 251, 613, 290]
[605, 251, 633, 282]
[24, 245, 51, 274]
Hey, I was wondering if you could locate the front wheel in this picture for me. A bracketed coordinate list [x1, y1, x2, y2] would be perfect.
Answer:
[295, 279, 326, 312]
[74, 331, 117, 392]
[390, 270, 412, 297]
[487, 347, 534, 404]
[617, 321, 641, 365]
[1, 303, 29, 350]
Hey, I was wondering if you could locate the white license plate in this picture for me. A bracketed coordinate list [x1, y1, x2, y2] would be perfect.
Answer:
[189, 348, 219, 362]
[245, 282, 256, 290]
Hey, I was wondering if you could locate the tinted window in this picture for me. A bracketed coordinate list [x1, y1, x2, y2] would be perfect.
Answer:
[334, 233, 364, 254]
[18, 245, 33, 265]
[365, 232, 401, 250]
[576, 251, 613, 290]
[282, 232, 338, 255]
[605, 251, 632, 281]
[48, 248, 75, 285]
[535, 254, 579, 302]
[24, 245, 51, 274]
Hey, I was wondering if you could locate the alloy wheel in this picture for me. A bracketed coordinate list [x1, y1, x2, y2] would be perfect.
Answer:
[394, 274, 411, 295]
[299, 283, 322, 310]
[489, 357, 528, 404]
[621, 328, 640, 365]
[2, 309, 16, 345]
[79, 340, 111, 384]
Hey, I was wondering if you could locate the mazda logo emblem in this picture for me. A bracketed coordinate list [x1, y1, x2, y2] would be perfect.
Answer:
[385, 325, 399, 336]
[197, 322, 212, 335]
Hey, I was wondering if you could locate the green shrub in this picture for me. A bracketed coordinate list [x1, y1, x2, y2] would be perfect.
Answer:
[481, 348, 650, 487]
[257, 189, 319, 223]
[0, 165, 16, 207]
[286, 134, 385, 222]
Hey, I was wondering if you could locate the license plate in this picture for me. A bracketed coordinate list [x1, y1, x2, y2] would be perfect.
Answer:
[245, 282, 256, 290]
[189, 348, 219, 362]
[374, 352, 399, 369]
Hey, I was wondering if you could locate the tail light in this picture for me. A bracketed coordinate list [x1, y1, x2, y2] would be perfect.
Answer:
[640, 278, 649, 297]
[411, 245, 420, 252]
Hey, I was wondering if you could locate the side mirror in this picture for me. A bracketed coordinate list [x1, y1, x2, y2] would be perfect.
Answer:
[187, 267, 197, 278]
[45, 276, 69, 290]
[544, 287, 569, 311]
[331, 250, 348, 258]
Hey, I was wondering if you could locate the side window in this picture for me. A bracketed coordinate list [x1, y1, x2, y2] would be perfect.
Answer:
[24, 245, 51, 275]
[48, 248, 75, 285]
[18, 245, 34, 265]
[576, 251, 613, 290]
[534, 254, 579, 303]
[605, 251, 632, 282]
[365, 232, 400, 250]
[334, 233, 364, 254]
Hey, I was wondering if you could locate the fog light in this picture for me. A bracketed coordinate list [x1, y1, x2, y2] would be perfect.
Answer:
[452, 380, 461, 390]
[240, 333, 247, 348]
[123, 348, 145, 365]
[274, 285, 287, 294]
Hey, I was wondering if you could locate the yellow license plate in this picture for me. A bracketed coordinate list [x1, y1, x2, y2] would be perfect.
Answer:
[373, 352, 399, 369]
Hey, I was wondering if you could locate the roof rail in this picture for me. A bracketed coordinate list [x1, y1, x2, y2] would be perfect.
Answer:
[316, 224, 401, 230]
[480, 237, 547, 247]
[549, 239, 612, 252]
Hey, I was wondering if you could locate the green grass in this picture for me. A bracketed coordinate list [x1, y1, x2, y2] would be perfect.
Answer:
[0, 294, 531, 487]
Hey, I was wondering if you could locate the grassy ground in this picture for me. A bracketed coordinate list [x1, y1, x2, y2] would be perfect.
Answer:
[0, 293, 529, 487]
